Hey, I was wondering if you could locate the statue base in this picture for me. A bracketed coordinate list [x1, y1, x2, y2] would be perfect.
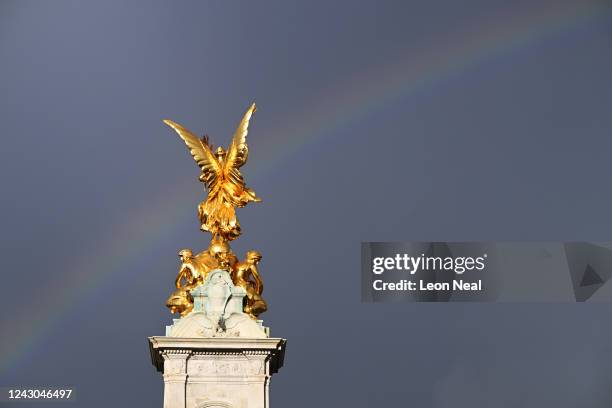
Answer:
[151, 269, 285, 407]
[148, 337, 286, 408]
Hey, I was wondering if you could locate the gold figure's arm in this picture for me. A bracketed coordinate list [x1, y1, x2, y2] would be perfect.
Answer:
[251, 263, 263, 295]
[175, 264, 192, 288]
[224, 103, 256, 176]
[163, 119, 222, 189]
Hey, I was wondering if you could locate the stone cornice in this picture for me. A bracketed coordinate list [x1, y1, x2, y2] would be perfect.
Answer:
[148, 336, 286, 374]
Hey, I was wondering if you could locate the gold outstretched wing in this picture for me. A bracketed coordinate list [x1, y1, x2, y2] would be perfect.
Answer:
[163, 119, 221, 189]
[225, 103, 256, 173]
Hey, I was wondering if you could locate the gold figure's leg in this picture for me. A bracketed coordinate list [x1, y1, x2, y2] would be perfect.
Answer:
[165, 287, 194, 317]
[244, 286, 267, 319]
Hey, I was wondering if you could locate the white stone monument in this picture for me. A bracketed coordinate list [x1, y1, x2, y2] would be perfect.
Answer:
[149, 269, 286, 408]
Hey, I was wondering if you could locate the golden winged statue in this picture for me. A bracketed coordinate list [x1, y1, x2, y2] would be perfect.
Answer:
[163, 103, 268, 319]
[163, 103, 260, 242]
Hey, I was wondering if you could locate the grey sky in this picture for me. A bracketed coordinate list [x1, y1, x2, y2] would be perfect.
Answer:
[1, 1, 612, 407]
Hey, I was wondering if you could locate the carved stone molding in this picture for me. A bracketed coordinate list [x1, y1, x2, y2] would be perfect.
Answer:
[149, 336, 285, 408]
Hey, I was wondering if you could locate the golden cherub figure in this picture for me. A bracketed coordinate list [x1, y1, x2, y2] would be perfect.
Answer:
[165, 249, 200, 317]
[163, 103, 260, 242]
[233, 250, 267, 319]
[163, 103, 267, 319]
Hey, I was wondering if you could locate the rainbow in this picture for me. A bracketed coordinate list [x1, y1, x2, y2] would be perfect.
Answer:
[1, 2, 608, 376]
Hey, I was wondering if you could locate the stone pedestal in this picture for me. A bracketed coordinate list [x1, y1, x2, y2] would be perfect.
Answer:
[149, 337, 286, 408]
[150, 269, 286, 408]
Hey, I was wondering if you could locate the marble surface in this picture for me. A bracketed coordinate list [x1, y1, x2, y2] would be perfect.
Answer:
[152, 269, 285, 407]
[148, 337, 286, 408]
[166, 269, 267, 339]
